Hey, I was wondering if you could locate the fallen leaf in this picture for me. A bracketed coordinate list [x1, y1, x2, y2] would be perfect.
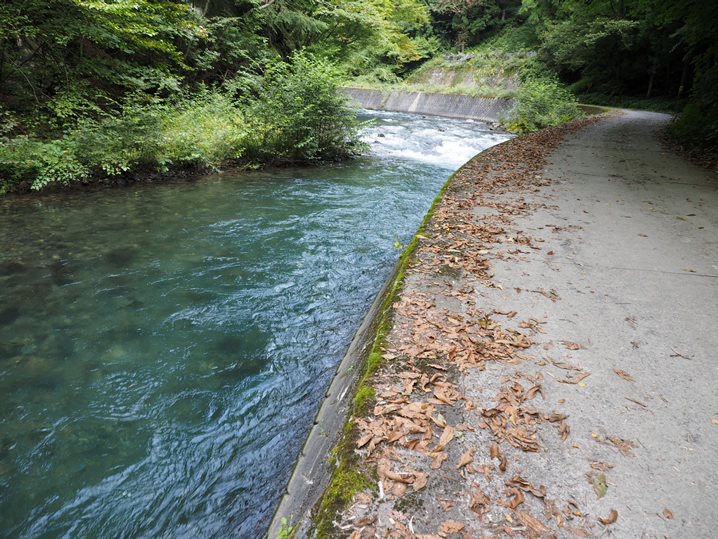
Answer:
[437, 425, 454, 449]
[498, 489, 525, 509]
[393, 482, 407, 497]
[559, 420, 570, 440]
[490, 443, 499, 459]
[590, 461, 614, 471]
[614, 369, 634, 382]
[430, 451, 447, 469]
[607, 436, 638, 456]
[599, 509, 618, 524]
[357, 433, 373, 448]
[553, 361, 582, 371]
[439, 520, 464, 534]
[560, 340, 584, 350]
[506, 476, 545, 498]
[457, 447, 476, 469]
[663, 508, 674, 519]
[557, 372, 591, 384]
[573, 372, 591, 383]
[515, 510, 550, 533]
[593, 473, 608, 498]
[469, 484, 490, 512]
[378, 458, 414, 484]
[413, 471, 428, 491]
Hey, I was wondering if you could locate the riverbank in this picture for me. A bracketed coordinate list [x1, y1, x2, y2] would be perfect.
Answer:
[273, 109, 718, 537]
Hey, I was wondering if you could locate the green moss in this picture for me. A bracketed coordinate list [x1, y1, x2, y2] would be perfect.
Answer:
[353, 384, 376, 416]
[314, 427, 376, 537]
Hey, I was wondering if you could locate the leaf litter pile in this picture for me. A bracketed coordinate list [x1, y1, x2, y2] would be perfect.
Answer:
[331, 115, 632, 538]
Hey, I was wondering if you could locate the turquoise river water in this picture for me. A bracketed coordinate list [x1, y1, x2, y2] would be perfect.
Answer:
[0, 111, 510, 537]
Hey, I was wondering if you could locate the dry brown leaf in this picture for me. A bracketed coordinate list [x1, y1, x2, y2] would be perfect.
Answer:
[552, 360, 582, 371]
[557, 372, 591, 384]
[490, 442, 500, 459]
[437, 425, 455, 449]
[607, 436, 638, 456]
[558, 420, 570, 440]
[498, 450, 508, 473]
[599, 509, 619, 524]
[393, 482, 407, 497]
[560, 340, 584, 350]
[590, 461, 614, 471]
[457, 447, 476, 469]
[356, 433, 373, 448]
[439, 521, 464, 534]
[413, 471, 428, 491]
[506, 476, 545, 498]
[439, 500, 453, 511]
[515, 510, 550, 533]
[499, 489, 525, 509]
[469, 484, 490, 512]
[663, 508, 674, 519]
[524, 384, 545, 401]
[378, 458, 414, 484]
[348, 531, 361, 539]
[573, 372, 591, 383]
[614, 368, 634, 382]
[430, 451, 447, 469]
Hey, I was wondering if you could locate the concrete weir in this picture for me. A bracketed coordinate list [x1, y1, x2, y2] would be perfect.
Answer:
[342, 88, 515, 123]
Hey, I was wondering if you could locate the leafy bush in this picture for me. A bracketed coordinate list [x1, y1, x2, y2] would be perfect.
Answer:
[667, 102, 718, 158]
[0, 136, 88, 192]
[501, 77, 584, 133]
[236, 51, 367, 163]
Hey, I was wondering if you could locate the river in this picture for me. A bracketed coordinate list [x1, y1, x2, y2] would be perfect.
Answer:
[0, 111, 510, 537]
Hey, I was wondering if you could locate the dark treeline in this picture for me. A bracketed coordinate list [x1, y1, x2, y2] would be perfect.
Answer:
[0, 0, 715, 192]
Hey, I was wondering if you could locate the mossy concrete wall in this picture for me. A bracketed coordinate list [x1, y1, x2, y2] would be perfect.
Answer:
[343, 88, 515, 123]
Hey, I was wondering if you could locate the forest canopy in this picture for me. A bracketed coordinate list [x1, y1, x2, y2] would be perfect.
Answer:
[1, 0, 715, 192]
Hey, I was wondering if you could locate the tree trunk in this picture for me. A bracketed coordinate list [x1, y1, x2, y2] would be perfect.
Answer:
[678, 60, 689, 99]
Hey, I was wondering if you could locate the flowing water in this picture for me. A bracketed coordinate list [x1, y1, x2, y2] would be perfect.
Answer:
[0, 111, 510, 537]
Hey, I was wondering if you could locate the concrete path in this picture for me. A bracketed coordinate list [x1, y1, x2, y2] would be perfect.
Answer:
[278, 110, 718, 538]
[466, 110, 718, 537]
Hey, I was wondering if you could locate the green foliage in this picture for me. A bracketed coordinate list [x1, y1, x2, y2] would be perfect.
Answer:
[668, 102, 718, 158]
[236, 51, 367, 162]
[501, 77, 583, 132]
[0, 136, 89, 190]
[276, 515, 295, 538]
[0, 54, 369, 193]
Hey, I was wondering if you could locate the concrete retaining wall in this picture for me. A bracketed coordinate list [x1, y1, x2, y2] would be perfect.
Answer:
[343, 88, 515, 123]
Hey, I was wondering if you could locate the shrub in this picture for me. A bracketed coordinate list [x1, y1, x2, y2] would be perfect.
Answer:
[501, 77, 584, 132]
[236, 51, 368, 163]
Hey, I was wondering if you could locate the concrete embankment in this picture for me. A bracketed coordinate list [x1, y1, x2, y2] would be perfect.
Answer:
[343, 88, 514, 123]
